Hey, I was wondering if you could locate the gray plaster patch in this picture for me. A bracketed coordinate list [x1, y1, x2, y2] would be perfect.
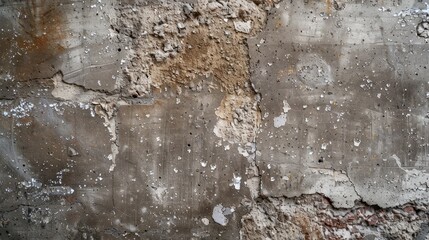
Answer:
[212, 204, 234, 226]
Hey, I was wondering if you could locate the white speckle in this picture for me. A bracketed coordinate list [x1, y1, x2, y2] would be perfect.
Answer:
[321, 143, 328, 150]
[354, 138, 361, 147]
[263, 112, 269, 118]
[224, 145, 230, 150]
[9, 100, 34, 119]
[201, 218, 209, 225]
[282, 100, 291, 112]
[325, 105, 331, 111]
[231, 173, 241, 190]
[201, 161, 208, 167]
[141, 207, 148, 214]
[210, 164, 217, 171]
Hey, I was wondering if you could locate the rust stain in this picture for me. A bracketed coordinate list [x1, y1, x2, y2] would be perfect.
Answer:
[14, 1, 65, 79]
[326, 0, 332, 15]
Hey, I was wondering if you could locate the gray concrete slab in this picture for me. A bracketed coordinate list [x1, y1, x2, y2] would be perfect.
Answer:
[249, 0, 429, 208]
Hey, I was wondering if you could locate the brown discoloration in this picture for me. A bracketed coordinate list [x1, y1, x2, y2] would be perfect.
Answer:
[13, 1, 65, 79]
[241, 195, 429, 240]
[292, 213, 324, 240]
[151, 27, 250, 94]
[326, 0, 332, 15]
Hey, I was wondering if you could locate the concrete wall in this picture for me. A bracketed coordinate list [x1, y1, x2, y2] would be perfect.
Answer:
[0, 0, 428, 239]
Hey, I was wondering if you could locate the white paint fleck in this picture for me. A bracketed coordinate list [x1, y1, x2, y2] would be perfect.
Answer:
[201, 218, 209, 225]
[232, 173, 241, 190]
[321, 143, 328, 150]
[212, 204, 234, 226]
[238, 146, 249, 157]
[274, 100, 291, 128]
[212, 204, 228, 226]
[354, 138, 361, 147]
[273, 114, 287, 128]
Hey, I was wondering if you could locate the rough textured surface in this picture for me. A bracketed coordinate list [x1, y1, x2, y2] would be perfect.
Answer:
[241, 195, 429, 240]
[251, 0, 429, 209]
[1, 0, 429, 239]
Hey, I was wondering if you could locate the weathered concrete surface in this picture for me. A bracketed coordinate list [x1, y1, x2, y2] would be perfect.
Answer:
[0, 0, 263, 238]
[1, 0, 429, 239]
[0, 0, 122, 93]
[250, 0, 429, 208]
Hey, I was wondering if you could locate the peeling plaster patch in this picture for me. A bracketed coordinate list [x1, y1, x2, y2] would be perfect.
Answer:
[214, 94, 260, 144]
[273, 114, 287, 128]
[51, 72, 85, 101]
[273, 100, 290, 128]
[115, 0, 268, 98]
[306, 169, 360, 208]
[51, 72, 125, 105]
[212, 204, 234, 226]
[241, 195, 429, 240]
[349, 155, 429, 208]
[237, 142, 256, 160]
[266, 168, 360, 208]
[101, 115, 118, 172]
